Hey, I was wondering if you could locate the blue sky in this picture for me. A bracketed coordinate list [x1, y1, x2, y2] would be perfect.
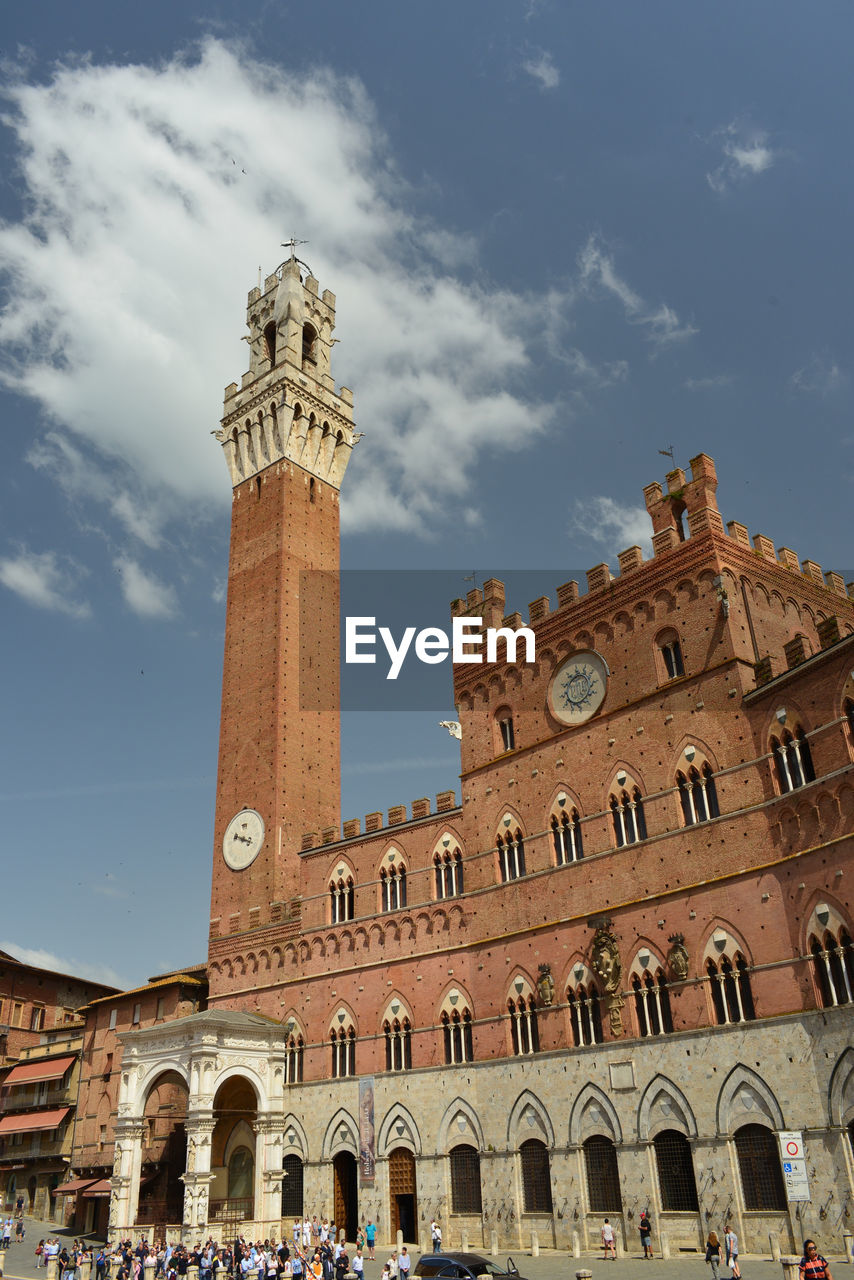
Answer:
[0, 1, 851, 988]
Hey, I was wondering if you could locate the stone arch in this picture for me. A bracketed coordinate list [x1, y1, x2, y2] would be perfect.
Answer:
[671, 734, 721, 775]
[437, 1097, 485, 1153]
[828, 1047, 854, 1127]
[211, 1064, 266, 1111]
[716, 1064, 785, 1135]
[377, 1102, 422, 1156]
[603, 761, 647, 807]
[637, 1075, 698, 1141]
[628, 941, 667, 979]
[569, 1082, 622, 1146]
[131, 1060, 190, 1115]
[321, 1107, 359, 1159]
[281, 1113, 309, 1160]
[506, 1089, 555, 1149]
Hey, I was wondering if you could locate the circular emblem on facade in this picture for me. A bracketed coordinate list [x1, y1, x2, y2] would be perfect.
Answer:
[222, 808, 265, 870]
[548, 651, 609, 725]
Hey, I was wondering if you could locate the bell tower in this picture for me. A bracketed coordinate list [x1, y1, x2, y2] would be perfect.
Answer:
[208, 255, 355, 951]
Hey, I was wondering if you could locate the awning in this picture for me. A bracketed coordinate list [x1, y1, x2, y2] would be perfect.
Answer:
[0, 1107, 72, 1135]
[3, 1056, 76, 1087]
[54, 1177, 99, 1195]
[82, 1179, 112, 1198]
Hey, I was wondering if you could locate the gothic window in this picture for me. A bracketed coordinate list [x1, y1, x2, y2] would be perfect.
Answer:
[772, 727, 815, 793]
[520, 1139, 553, 1213]
[434, 848, 464, 899]
[810, 929, 854, 1007]
[329, 875, 355, 924]
[678, 763, 720, 825]
[508, 993, 539, 1055]
[610, 788, 647, 847]
[660, 638, 685, 679]
[449, 1145, 482, 1214]
[583, 1135, 623, 1213]
[653, 1130, 699, 1211]
[380, 862, 407, 912]
[497, 828, 526, 882]
[707, 951, 755, 1024]
[734, 1124, 787, 1210]
[632, 969, 673, 1036]
[302, 323, 318, 365]
[566, 981, 602, 1047]
[263, 321, 277, 365]
[384, 1017, 412, 1071]
[441, 1009, 474, 1064]
[331, 1026, 356, 1078]
[281, 1153, 304, 1217]
[551, 809, 583, 864]
[496, 711, 515, 752]
[284, 1033, 304, 1084]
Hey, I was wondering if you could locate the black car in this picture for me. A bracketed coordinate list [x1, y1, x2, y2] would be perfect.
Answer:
[414, 1255, 524, 1280]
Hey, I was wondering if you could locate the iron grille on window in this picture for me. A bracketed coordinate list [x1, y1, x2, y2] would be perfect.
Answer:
[734, 1124, 787, 1210]
[281, 1154, 304, 1217]
[679, 764, 720, 825]
[520, 1139, 553, 1212]
[442, 1009, 474, 1064]
[772, 727, 815, 793]
[653, 1129, 699, 1211]
[632, 971, 673, 1036]
[508, 996, 539, 1055]
[435, 850, 464, 899]
[498, 830, 526, 882]
[610, 789, 647, 847]
[552, 810, 583, 864]
[284, 1035, 304, 1084]
[707, 954, 755, 1024]
[567, 985, 602, 1046]
[384, 1018, 412, 1071]
[449, 1144, 483, 1214]
[811, 930, 854, 1006]
[583, 1135, 623, 1213]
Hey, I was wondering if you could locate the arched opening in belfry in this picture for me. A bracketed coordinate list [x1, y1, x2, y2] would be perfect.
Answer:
[264, 321, 278, 365]
[137, 1070, 189, 1230]
[302, 322, 318, 366]
[211, 1076, 258, 1226]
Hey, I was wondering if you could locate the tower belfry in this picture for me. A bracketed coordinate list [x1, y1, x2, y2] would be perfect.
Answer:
[209, 259, 356, 961]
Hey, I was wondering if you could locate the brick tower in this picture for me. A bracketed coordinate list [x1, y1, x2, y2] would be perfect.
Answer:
[208, 257, 355, 954]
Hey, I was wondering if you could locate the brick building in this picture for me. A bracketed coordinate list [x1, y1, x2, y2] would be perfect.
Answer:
[94, 259, 853, 1253]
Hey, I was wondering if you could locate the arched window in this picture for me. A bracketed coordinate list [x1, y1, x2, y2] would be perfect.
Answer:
[434, 848, 464, 899]
[566, 981, 602, 1047]
[810, 929, 854, 1007]
[707, 950, 755, 1024]
[449, 1145, 482, 1214]
[660, 637, 685, 679]
[678, 763, 720, 825]
[772, 726, 815, 793]
[263, 321, 277, 365]
[329, 875, 355, 924]
[331, 1023, 356, 1078]
[497, 828, 526, 882]
[520, 1139, 553, 1212]
[284, 1032, 304, 1084]
[653, 1130, 698, 1211]
[441, 1008, 473, 1065]
[497, 714, 515, 751]
[302, 323, 317, 365]
[552, 809, 583, 864]
[845, 698, 854, 742]
[734, 1124, 787, 1210]
[610, 788, 647, 846]
[632, 969, 673, 1036]
[281, 1153, 304, 1218]
[380, 862, 407, 912]
[384, 1017, 412, 1071]
[508, 993, 539, 1055]
[583, 1135, 623, 1213]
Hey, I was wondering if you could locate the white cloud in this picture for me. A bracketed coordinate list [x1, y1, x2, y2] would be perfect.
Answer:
[522, 51, 560, 91]
[790, 355, 846, 397]
[578, 234, 698, 347]
[707, 122, 779, 193]
[683, 373, 733, 391]
[0, 41, 569, 541]
[0, 546, 90, 617]
[0, 941, 120, 988]
[570, 496, 653, 559]
[115, 555, 179, 618]
[563, 348, 629, 388]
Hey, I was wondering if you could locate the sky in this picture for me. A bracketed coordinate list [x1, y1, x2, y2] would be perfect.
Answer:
[0, 1, 852, 989]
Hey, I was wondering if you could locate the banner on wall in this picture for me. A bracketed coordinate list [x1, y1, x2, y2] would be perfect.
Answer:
[359, 1077, 375, 1182]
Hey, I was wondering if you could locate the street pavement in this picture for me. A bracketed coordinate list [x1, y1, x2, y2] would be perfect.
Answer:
[1, 1218, 851, 1280]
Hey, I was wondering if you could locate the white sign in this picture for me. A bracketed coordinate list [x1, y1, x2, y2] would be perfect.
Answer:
[779, 1130, 804, 1160]
[778, 1131, 810, 1202]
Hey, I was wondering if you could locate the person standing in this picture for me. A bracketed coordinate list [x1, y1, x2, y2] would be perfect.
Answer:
[430, 1223, 441, 1255]
[364, 1225, 375, 1263]
[352, 1249, 364, 1280]
[724, 1226, 740, 1280]
[799, 1241, 834, 1280]
[639, 1211, 653, 1259]
[705, 1232, 723, 1280]
[602, 1220, 616, 1261]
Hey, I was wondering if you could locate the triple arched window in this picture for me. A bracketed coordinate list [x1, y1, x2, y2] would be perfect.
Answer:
[508, 993, 539, 1055]
[497, 828, 526, 881]
[632, 969, 673, 1036]
[284, 1031, 304, 1084]
[329, 875, 355, 924]
[551, 809, 583, 864]
[384, 1017, 412, 1071]
[331, 1025, 356, 1078]
[810, 928, 854, 1007]
[566, 980, 602, 1046]
[771, 727, 815, 793]
[380, 861, 407, 912]
[610, 788, 647, 847]
[442, 1009, 474, 1064]
[678, 764, 720, 825]
[434, 848, 464, 899]
[707, 951, 755, 1024]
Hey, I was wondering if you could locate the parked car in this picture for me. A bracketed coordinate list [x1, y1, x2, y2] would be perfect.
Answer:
[414, 1255, 524, 1280]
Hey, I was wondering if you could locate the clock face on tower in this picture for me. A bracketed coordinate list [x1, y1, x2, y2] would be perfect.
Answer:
[222, 808, 265, 871]
[548, 651, 609, 726]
